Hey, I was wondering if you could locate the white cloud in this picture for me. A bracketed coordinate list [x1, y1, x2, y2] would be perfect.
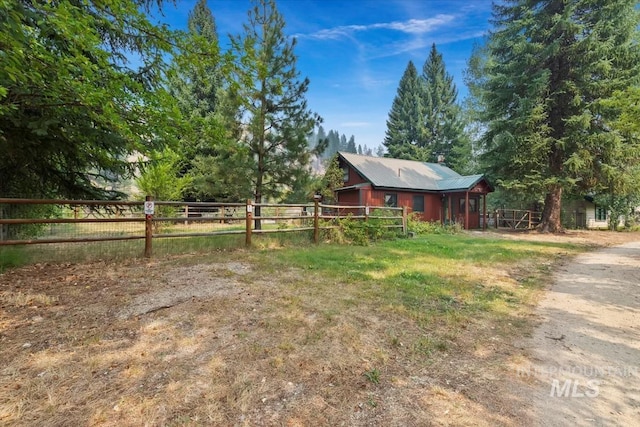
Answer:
[367, 29, 488, 60]
[371, 16, 455, 34]
[297, 15, 455, 40]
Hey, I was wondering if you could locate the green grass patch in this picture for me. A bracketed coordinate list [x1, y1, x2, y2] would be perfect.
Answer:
[0, 247, 31, 272]
[245, 233, 585, 355]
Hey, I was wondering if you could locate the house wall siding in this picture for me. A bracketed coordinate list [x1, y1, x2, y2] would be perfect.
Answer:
[337, 190, 360, 206]
[342, 163, 368, 187]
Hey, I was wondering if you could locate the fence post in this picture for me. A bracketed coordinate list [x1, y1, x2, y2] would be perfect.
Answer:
[313, 196, 320, 244]
[494, 210, 498, 229]
[144, 195, 153, 258]
[0, 204, 4, 242]
[528, 210, 532, 229]
[402, 206, 408, 235]
[365, 205, 369, 222]
[246, 199, 253, 247]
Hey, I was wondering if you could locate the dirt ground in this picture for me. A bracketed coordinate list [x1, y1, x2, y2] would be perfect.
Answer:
[513, 240, 640, 426]
[0, 230, 638, 426]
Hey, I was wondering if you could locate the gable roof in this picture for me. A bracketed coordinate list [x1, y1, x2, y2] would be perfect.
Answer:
[338, 152, 492, 192]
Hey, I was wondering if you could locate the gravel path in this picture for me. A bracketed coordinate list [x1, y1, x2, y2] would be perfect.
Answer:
[524, 241, 640, 426]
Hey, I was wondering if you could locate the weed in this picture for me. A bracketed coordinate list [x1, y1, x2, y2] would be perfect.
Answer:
[363, 368, 380, 385]
[367, 395, 378, 407]
[413, 336, 448, 355]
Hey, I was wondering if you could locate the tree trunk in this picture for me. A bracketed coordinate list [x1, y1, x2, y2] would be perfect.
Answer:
[538, 184, 563, 233]
[254, 192, 262, 230]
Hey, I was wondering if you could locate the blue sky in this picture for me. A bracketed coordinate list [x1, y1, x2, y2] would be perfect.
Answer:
[157, 0, 494, 149]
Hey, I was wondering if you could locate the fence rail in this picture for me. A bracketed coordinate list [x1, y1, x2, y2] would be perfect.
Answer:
[494, 209, 541, 229]
[0, 198, 406, 260]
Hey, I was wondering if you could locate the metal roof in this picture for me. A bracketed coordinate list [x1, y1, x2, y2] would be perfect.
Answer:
[338, 152, 489, 192]
[436, 175, 485, 191]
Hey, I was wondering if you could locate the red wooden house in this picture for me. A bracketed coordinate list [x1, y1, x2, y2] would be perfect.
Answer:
[335, 152, 493, 230]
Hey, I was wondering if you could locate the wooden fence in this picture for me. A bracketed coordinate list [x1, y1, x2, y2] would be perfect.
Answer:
[494, 209, 541, 229]
[0, 198, 406, 258]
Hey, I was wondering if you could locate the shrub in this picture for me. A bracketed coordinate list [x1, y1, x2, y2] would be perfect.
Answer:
[407, 213, 463, 235]
[319, 213, 401, 246]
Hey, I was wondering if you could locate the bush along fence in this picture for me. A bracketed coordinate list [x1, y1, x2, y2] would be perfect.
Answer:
[0, 197, 406, 260]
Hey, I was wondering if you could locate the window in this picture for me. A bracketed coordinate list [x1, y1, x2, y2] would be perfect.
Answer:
[459, 197, 478, 213]
[384, 193, 398, 207]
[412, 195, 424, 212]
[469, 198, 477, 213]
[341, 166, 349, 182]
[595, 205, 607, 221]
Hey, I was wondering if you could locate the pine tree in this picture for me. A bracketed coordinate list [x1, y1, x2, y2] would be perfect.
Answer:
[230, 0, 321, 228]
[339, 134, 347, 151]
[182, 0, 221, 119]
[346, 135, 357, 153]
[472, 0, 640, 232]
[421, 43, 471, 169]
[323, 129, 341, 158]
[383, 61, 426, 159]
[166, 0, 243, 201]
[318, 155, 344, 204]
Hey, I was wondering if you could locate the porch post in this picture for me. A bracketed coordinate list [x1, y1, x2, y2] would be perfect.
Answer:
[465, 191, 469, 230]
[448, 195, 452, 224]
[483, 193, 487, 231]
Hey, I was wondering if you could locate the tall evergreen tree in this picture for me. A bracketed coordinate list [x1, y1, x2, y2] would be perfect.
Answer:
[314, 125, 328, 157]
[178, 0, 221, 119]
[346, 135, 357, 153]
[383, 61, 426, 159]
[230, 0, 322, 228]
[166, 0, 246, 201]
[421, 43, 471, 170]
[364, 145, 373, 156]
[471, 0, 640, 232]
[339, 134, 347, 151]
[0, 0, 179, 198]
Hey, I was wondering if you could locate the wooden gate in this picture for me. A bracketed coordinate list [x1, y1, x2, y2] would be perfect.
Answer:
[494, 209, 541, 229]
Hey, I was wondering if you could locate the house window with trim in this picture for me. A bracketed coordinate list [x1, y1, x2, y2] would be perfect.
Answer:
[384, 193, 398, 207]
[595, 205, 607, 221]
[341, 166, 349, 183]
[412, 195, 424, 213]
[459, 198, 478, 214]
[469, 198, 478, 213]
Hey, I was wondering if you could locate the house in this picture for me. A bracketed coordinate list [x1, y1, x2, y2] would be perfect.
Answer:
[563, 196, 639, 229]
[335, 152, 494, 229]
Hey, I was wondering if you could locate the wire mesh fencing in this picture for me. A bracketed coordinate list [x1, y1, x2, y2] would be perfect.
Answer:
[0, 198, 406, 270]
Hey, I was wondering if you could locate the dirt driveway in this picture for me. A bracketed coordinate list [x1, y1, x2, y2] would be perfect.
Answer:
[518, 241, 640, 426]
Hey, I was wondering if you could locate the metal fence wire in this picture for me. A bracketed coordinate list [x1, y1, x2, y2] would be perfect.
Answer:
[0, 198, 406, 267]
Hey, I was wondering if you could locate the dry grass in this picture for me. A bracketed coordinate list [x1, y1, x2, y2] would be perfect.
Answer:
[0, 230, 637, 426]
[0, 291, 57, 307]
